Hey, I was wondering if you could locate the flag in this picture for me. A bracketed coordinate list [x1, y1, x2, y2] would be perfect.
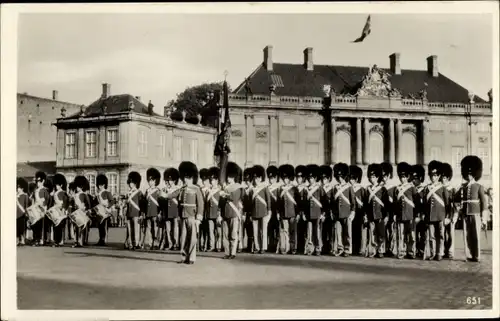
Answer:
[351, 15, 371, 43]
[214, 80, 231, 183]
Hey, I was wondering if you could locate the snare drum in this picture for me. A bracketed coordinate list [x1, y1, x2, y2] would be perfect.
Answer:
[69, 209, 90, 228]
[27, 204, 45, 225]
[46, 207, 67, 226]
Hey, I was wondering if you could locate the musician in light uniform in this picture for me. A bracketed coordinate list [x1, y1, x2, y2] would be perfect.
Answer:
[363, 164, 389, 258]
[220, 162, 244, 259]
[72, 176, 91, 248]
[422, 161, 450, 261]
[241, 168, 254, 252]
[51, 174, 69, 247]
[441, 163, 458, 259]
[198, 168, 210, 252]
[17, 177, 30, 246]
[176, 161, 204, 265]
[205, 167, 222, 252]
[95, 174, 114, 246]
[250, 165, 272, 254]
[294, 165, 308, 254]
[31, 171, 50, 246]
[66, 182, 76, 242]
[266, 165, 281, 253]
[319, 165, 334, 255]
[141, 168, 161, 250]
[125, 171, 143, 250]
[455, 155, 488, 263]
[412, 164, 428, 258]
[303, 164, 326, 256]
[349, 165, 366, 256]
[381, 162, 397, 257]
[160, 168, 182, 251]
[277, 164, 300, 254]
[393, 162, 420, 259]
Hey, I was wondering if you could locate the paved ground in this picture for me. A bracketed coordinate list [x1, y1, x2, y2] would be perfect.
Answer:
[17, 228, 493, 310]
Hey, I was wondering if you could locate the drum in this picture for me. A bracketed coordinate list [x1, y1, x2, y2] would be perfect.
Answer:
[27, 204, 45, 225]
[46, 207, 67, 227]
[69, 209, 90, 228]
[93, 204, 111, 224]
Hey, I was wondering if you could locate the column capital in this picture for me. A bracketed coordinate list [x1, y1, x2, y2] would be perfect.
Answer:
[244, 114, 254, 119]
[267, 115, 278, 120]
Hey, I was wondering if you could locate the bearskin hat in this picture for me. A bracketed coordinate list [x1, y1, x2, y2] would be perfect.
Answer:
[461, 155, 483, 181]
[68, 182, 76, 193]
[209, 167, 220, 179]
[295, 165, 307, 179]
[17, 177, 28, 192]
[441, 162, 453, 180]
[320, 165, 333, 180]
[266, 165, 279, 180]
[367, 163, 382, 178]
[428, 160, 443, 178]
[380, 162, 394, 179]
[199, 168, 210, 181]
[411, 164, 425, 181]
[243, 167, 253, 181]
[252, 165, 266, 181]
[146, 168, 161, 186]
[53, 173, 68, 190]
[279, 164, 295, 180]
[306, 164, 320, 180]
[349, 165, 363, 183]
[227, 162, 242, 183]
[179, 161, 199, 184]
[397, 162, 412, 178]
[164, 167, 180, 183]
[127, 171, 142, 187]
[96, 173, 108, 189]
[74, 175, 89, 191]
[333, 162, 349, 179]
[35, 171, 47, 182]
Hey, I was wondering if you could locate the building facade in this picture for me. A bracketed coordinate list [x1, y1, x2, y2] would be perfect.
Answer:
[226, 46, 493, 187]
[55, 84, 216, 196]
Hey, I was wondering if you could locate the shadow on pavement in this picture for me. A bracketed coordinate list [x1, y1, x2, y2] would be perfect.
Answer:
[64, 251, 179, 264]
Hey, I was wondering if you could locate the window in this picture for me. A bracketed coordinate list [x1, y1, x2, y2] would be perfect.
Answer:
[400, 132, 417, 165]
[369, 132, 384, 164]
[254, 142, 269, 166]
[138, 129, 148, 157]
[157, 134, 166, 159]
[107, 173, 119, 196]
[306, 142, 320, 164]
[190, 139, 198, 163]
[281, 142, 296, 165]
[85, 173, 96, 195]
[451, 121, 464, 132]
[336, 131, 351, 164]
[452, 146, 465, 169]
[107, 129, 118, 157]
[65, 132, 76, 159]
[85, 131, 97, 158]
[173, 136, 182, 161]
[477, 147, 490, 174]
[430, 146, 442, 161]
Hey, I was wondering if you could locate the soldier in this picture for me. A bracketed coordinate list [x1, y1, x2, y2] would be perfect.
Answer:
[381, 162, 397, 257]
[250, 165, 272, 254]
[205, 166, 222, 252]
[17, 177, 30, 246]
[304, 164, 326, 256]
[51, 174, 69, 247]
[319, 165, 334, 255]
[220, 162, 244, 259]
[72, 176, 91, 248]
[177, 161, 204, 264]
[240, 167, 254, 252]
[82, 178, 92, 246]
[294, 165, 308, 254]
[277, 164, 300, 254]
[198, 168, 211, 251]
[44, 179, 55, 246]
[143, 168, 161, 250]
[95, 174, 114, 246]
[267, 165, 281, 253]
[393, 162, 420, 259]
[160, 168, 182, 251]
[125, 171, 143, 250]
[455, 156, 488, 263]
[441, 162, 458, 259]
[412, 164, 428, 258]
[331, 163, 356, 257]
[66, 182, 76, 242]
[349, 165, 366, 256]
[31, 171, 50, 246]
[422, 160, 449, 261]
[364, 164, 389, 258]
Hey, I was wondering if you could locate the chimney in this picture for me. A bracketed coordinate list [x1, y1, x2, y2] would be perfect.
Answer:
[102, 83, 111, 98]
[427, 55, 438, 77]
[263, 45, 273, 71]
[52, 90, 59, 100]
[389, 53, 401, 75]
[303, 47, 313, 71]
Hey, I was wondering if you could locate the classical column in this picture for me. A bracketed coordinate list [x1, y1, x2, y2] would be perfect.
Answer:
[356, 118, 362, 165]
[244, 115, 254, 168]
[269, 115, 279, 166]
[389, 118, 395, 164]
[422, 119, 430, 165]
[331, 117, 337, 164]
[363, 118, 369, 165]
[396, 119, 403, 163]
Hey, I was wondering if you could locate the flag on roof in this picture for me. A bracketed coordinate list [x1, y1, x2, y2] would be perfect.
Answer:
[351, 15, 371, 43]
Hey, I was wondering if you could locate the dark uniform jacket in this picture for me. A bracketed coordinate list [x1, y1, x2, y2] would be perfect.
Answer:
[205, 185, 222, 220]
[384, 183, 397, 222]
[126, 188, 143, 218]
[363, 183, 389, 221]
[242, 184, 253, 215]
[268, 182, 282, 214]
[179, 184, 204, 220]
[351, 183, 366, 218]
[322, 182, 334, 219]
[161, 185, 182, 219]
[144, 187, 160, 218]
[415, 183, 428, 217]
[250, 183, 272, 219]
[444, 184, 456, 219]
[53, 190, 70, 211]
[278, 183, 300, 219]
[423, 182, 450, 222]
[17, 192, 30, 219]
[221, 183, 244, 219]
[34, 187, 50, 208]
[304, 182, 326, 220]
[296, 182, 309, 215]
[454, 181, 488, 217]
[331, 182, 356, 219]
[74, 191, 91, 211]
[393, 182, 419, 221]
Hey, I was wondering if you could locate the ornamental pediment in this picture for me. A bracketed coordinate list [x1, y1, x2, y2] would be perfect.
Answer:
[356, 65, 401, 98]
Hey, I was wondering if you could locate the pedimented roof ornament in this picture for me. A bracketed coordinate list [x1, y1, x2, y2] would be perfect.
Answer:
[356, 64, 395, 98]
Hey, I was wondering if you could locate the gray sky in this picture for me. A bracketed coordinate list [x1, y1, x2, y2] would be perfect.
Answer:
[18, 13, 493, 112]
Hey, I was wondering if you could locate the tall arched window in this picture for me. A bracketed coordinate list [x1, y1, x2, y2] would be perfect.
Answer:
[336, 130, 352, 164]
[369, 132, 384, 163]
[401, 132, 417, 165]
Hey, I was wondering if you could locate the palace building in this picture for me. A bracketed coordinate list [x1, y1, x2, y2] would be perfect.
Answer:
[225, 46, 493, 187]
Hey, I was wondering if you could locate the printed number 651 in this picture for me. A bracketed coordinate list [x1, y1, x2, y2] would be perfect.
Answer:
[466, 297, 481, 305]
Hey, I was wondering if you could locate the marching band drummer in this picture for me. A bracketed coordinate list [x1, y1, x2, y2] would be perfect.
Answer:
[66, 182, 77, 242]
[160, 168, 182, 251]
[31, 171, 50, 247]
[72, 176, 92, 248]
[143, 168, 161, 250]
[125, 171, 144, 250]
[51, 174, 69, 247]
[95, 174, 115, 246]
[17, 177, 30, 246]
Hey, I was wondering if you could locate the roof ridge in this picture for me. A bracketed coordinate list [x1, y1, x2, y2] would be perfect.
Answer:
[17, 93, 82, 106]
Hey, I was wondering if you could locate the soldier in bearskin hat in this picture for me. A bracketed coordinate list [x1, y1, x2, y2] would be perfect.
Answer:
[72, 175, 92, 248]
[197, 168, 211, 251]
[17, 177, 30, 246]
[266, 165, 281, 253]
[177, 161, 204, 264]
[455, 155, 488, 262]
[349, 165, 366, 255]
[141, 168, 161, 250]
[380, 162, 397, 257]
[50, 173, 70, 247]
[124, 171, 143, 250]
[160, 167, 182, 251]
[93, 174, 114, 246]
[204, 166, 222, 252]
[240, 167, 254, 252]
[411, 164, 428, 258]
[441, 162, 458, 259]
[277, 164, 300, 254]
[319, 165, 334, 254]
[303, 164, 326, 256]
[249, 165, 272, 254]
[294, 165, 308, 253]
[30, 171, 50, 246]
